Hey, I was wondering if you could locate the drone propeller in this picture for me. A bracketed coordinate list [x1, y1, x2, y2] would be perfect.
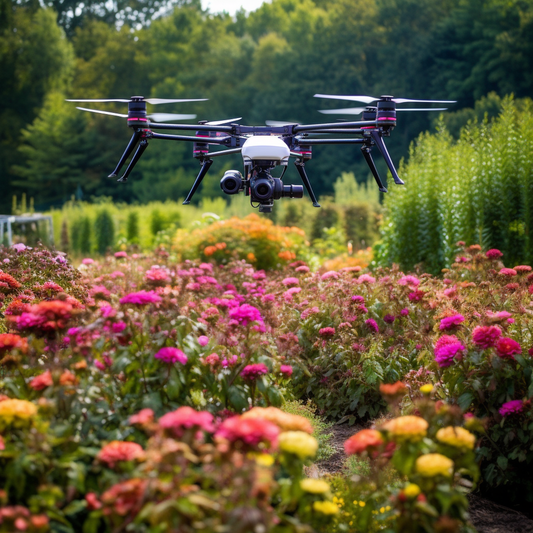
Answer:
[318, 107, 448, 115]
[76, 107, 196, 122]
[314, 94, 456, 104]
[206, 117, 242, 126]
[67, 97, 207, 105]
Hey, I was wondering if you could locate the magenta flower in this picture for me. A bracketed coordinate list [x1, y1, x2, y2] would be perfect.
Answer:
[486, 249, 503, 259]
[112, 322, 126, 334]
[198, 335, 209, 347]
[383, 314, 395, 324]
[319, 327, 336, 337]
[241, 363, 269, 380]
[301, 306, 319, 320]
[154, 347, 187, 364]
[397, 275, 420, 287]
[495, 337, 521, 360]
[282, 277, 299, 286]
[352, 295, 365, 304]
[365, 318, 379, 333]
[120, 290, 162, 305]
[280, 365, 293, 377]
[499, 268, 517, 276]
[434, 335, 465, 368]
[408, 290, 425, 302]
[400, 308, 409, 316]
[499, 400, 525, 417]
[472, 325, 502, 349]
[439, 314, 465, 331]
[228, 304, 263, 326]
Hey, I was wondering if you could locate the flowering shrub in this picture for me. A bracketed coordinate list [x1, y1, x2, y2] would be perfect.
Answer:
[172, 214, 308, 270]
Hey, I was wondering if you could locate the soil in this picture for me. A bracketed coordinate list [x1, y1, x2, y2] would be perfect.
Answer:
[313, 423, 533, 533]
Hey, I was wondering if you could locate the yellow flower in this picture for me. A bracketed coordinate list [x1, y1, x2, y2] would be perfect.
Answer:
[403, 483, 421, 499]
[416, 453, 454, 477]
[242, 407, 313, 434]
[436, 426, 476, 450]
[382, 415, 428, 442]
[313, 501, 339, 515]
[300, 479, 330, 494]
[279, 431, 318, 459]
[420, 384, 434, 395]
[0, 399, 37, 427]
[254, 453, 275, 467]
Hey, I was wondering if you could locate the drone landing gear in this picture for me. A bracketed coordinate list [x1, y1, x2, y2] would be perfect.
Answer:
[361, 145, 387, 193]
[108, 130, 142, 178]
[369, 131, 404, 185]
[294, 161, 320, 207]
[117, 139, 149, 182]
[183, 159, 213, 204]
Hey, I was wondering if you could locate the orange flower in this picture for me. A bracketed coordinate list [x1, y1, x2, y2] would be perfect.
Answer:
[59, 370, 78, 386]
[380, 381, 408, 397]
[98, 441, 145, 468]
[30, 370, 53, 391]
[0, 333, 28, 354]
[204, 246, 217, 256]
[278, 250, 296, 261]
[344, 429, 384, 455]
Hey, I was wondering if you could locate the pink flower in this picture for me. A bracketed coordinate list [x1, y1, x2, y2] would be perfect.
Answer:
[120, 291, 162, 305]
[408, 290, 426, 302]
[97, 441, 144, 468]
[154, 347, 187, 364]
[29, 370, 53, 391]
[321, 271, 339, 280]
[215, 416, 279, 450]
[295, 265, 310, 273]
[280, 365, 293, 377]
[100, 306, 117, 318]
[439, 314, 465, 331]
[129, 409, 154, 425]
[400, 308, 409, 316]
[159, 407, 214, 436]
[282, 277, 299, 286]
[319, 327, 336, 337]
[284, 287, 301, 300]
[205, 353, 220, 366]
[114, 251, 128, 258]
[499, 268, 517, 276]
[472, 325, 502, 349]
[241, 363, 269, 380]
[514, 265, 532, 272]
[486, 249, 503, 259]
[352, 295, 365, 303]
[82, 258, 94, 265]
[112, 321, 127, 334]
[398, 275, 420, 287]
[198, 335, 209, 347]
[499, 400, 525, 417]
[358, 274, 376, 284]
[495, 337, 521, 360]
[486, 310, 512, 322]
[228, 304, 263, 326]
[365, 318, 379, 333]
[384, 314, 395, 324]
[434, 335, 465, 368]
[301, 306, 319, 320]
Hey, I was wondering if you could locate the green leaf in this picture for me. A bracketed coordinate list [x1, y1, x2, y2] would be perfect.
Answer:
[228, 387, 248, 412]
[458, 392, 473, 411]
[497, 455, 508, 471]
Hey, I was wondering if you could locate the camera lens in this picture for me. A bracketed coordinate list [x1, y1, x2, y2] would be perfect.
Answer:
[220, 171, 243, 195]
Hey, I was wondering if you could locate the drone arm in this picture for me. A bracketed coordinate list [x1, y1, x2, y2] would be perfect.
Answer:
[117, 138, 149, 182]
[108, 130, 142, 178]
[361, 146, 387, 192]
[150, 132, 231, 144]
[294, 161, 320, 207]
[369, 131, 404, 185]
[183, 159, 213, 205]
[149, 123, 233, 133]
[203, 148, 242, 158]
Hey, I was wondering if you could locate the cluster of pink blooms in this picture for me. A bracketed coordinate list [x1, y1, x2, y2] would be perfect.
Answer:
[434, 335, 466, 367]
[215, 416, 279, 450]
[228, 303, 263, 326]
[14, 300, 74, 332]
[97, 441, 145, 468]
[472, 325, 502, 349]
[499, 400, 526, 417]
[154, 347, 187, 365]
[319, 327, 335, 337]
[145, 266, 172, 285]
[158, 406, 214, 437]
[240, 363, 269, 380]
[439, 314, 465, 331]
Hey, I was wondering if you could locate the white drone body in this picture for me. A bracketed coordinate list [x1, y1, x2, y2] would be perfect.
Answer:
[241, 136, 290, 165]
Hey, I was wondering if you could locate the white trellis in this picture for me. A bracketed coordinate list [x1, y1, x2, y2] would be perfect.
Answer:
[0, 214, 54, 246]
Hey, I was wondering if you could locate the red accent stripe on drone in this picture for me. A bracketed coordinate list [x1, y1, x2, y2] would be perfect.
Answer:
[128, 118, 148, 122]
[377, 117, 396, 121]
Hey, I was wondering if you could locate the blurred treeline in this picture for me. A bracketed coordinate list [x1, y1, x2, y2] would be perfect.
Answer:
[1, 0, 532, 212]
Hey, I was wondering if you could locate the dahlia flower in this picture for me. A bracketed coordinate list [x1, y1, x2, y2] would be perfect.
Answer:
[97, 441, 145, 468]
[382, 416, 428, 442]
[159, 406, 214, 436]
[154, 347, 187, 365]
[216, 416, 279, 450]
[499, 400, 525, 417]
[436, 426, 476, 449]
[472, 325, 502, 349]
[439, 314, 465, 331]
[415, 453, 454, 477]
[344, 429, 384, 455]
[495, 337, 521, 360]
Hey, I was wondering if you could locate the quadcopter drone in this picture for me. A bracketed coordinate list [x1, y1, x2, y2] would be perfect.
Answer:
[67, 95, 455, 212]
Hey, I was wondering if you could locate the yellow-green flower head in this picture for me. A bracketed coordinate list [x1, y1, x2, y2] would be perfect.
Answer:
[0, 399, 37, 427]
[420, 384, 434, 395]
[403, 483, 421, 499]
[301, 478, 330, 494]
[253, 453, 275, 467]
[436, 426, 476, 450]
[279, 431, 318, 459]
[313, 500, 339, 515]
[416, 453, 454, 477]
[382, 415, 428, 442]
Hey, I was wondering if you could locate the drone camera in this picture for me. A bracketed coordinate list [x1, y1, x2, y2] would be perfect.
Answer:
[220, 170, 243, 195]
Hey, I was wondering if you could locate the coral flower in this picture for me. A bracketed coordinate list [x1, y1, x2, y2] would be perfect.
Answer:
[415, 453, 454, 477]
[344, 429, 384, 455]
[382, 416, 428, 442]
[29, 370, 53, 391]
[159, 406, 214, 437]
[0, 333, 28, 354]
[472, 325, 502, 349]
[0, 271, 22, 290]
[101, 478, 148, 516]
[380, 381, 407, 398]
[242, 406, 313, 433]
[439, 314, 465, 331]
[278, 431, 318, 458]
[97, 441, 145, 468]
[154, 347, 187, 364]
[495, 337, 521, 360]
[15, 300, 73, 332]
[434, 335, 465, 368]
[129, 409, 154, 425]
[436, 426, 476, 449]
[499, 400, 525, 417]
[216, 416, 280, 450]
[514, 265, 532, 272]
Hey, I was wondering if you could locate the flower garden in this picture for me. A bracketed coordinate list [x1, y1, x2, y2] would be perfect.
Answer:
[1, 218, 533, 532]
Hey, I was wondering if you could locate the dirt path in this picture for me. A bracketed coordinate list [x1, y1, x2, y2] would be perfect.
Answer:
[315, 423, 533, 533]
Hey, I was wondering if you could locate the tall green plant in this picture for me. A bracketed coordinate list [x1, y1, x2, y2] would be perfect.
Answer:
[94, 209, 114, 255]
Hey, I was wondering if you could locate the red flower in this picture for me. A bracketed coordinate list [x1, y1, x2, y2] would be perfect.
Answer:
[0, 272, 21, 290]
[101, 478, 147, 516]
[344, 429, 384, 455]
[472, 325, 502, 349]
[29, 370, 53, 391]
[486, 249, 503, 259]
[241, 363, 269, 380]
[495, 337, 521, 360]
[0, 333, 28, 354]
[408, 290, 426, 302]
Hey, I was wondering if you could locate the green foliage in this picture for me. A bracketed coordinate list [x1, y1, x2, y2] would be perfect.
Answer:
[94, 209, 115, 255]
[126, 210, 140, 244]
[310, 202, 339, 241]
[378, 97, 533, 273]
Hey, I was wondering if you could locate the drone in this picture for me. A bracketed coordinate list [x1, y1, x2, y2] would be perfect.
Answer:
[66, 95, 455, 212]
